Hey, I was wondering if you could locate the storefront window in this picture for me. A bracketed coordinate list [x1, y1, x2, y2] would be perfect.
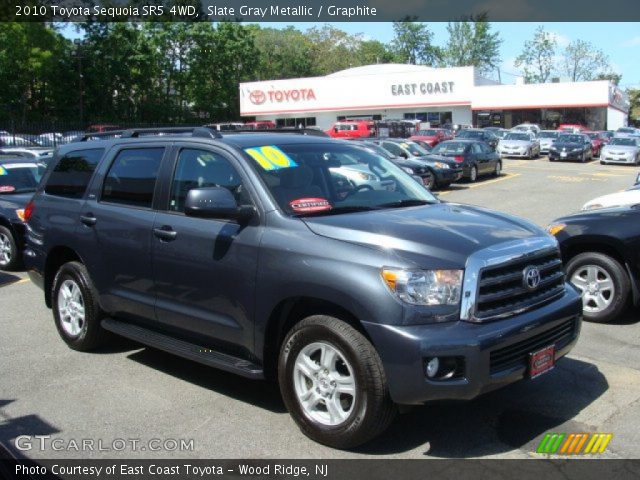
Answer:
[473, 107, 607, 130]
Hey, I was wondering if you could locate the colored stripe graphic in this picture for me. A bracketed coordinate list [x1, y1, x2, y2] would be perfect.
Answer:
[537, 433, 613, 455]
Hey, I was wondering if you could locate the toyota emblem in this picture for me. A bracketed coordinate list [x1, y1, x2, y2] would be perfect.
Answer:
[523, 266, 541, 291]
[249, 90, 266, 105]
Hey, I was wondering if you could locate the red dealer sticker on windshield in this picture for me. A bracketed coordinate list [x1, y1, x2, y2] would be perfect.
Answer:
[289, 197, 332, 213]
[0, 185, 16, 193]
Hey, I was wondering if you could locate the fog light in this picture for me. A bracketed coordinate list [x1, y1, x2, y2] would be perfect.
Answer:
[426, 357, 440, 378]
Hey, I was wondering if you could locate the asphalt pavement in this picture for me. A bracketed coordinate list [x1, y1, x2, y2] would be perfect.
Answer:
[1, 156, 639, 459]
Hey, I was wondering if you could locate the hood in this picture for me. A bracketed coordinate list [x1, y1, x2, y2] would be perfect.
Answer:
[539, 138, 555, 144]
[553, 141, 583, 149]
[602, 144, 638, 153]
[500, 140, 531, 147]
[0, 191, 34, 211]
[583, 190, 640, 211]
[302, 203, 544, 268]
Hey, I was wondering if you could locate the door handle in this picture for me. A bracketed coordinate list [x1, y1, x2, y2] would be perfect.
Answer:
[153, 226, 178, 241]
[80, 214, 97, 227]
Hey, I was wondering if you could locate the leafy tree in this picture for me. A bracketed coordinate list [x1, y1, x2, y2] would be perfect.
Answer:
[562, 39, 613, 82]
[251, 26, 314, 80]
[442, 14, 502, 76]
[514, 26, 557, 83]
[595, 72, 622, 85]
[355, 40, 395, 65]
[627, 88, 640, 126]
[391, 20, 440, 66]
[306, 25, 363, 75]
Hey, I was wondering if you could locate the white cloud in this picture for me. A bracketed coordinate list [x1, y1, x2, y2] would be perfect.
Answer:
[621, 36, 640, 47]
[548, 32, 571, 48]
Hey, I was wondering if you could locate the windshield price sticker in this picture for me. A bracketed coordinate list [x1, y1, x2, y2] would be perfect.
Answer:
[245, 145, 298, 171]
[289, 197, 332, 213]
[0, 167, 6, 176]
[0, 185, 15, 192]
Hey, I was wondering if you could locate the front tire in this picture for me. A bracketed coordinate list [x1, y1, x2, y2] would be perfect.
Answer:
[566, 252, 630, 323]
[52, 261, 106, 351]
[468, 165, 478, 183]
[494, 161, 502, 177]
[278, 315, 396, 449]
[0, 226, 19, 271]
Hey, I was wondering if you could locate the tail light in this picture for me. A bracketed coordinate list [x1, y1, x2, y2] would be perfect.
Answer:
[21, 200, 35, 222]
[453, 155, 464, 163]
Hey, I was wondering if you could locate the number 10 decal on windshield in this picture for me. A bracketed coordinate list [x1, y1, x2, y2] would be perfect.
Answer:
[244, 145, 298, 171]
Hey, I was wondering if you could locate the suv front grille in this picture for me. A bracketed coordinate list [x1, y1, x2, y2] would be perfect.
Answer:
[475, 249, 565, 321]
[490, 318, 577, 374]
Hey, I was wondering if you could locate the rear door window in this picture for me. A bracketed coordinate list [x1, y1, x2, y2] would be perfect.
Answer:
[101, 148, 164, 209]
[45, 148, 104, 198]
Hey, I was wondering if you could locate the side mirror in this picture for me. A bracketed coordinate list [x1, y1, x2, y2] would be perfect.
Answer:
[184, 187, 255, 221]
[399, 151, 409, 159]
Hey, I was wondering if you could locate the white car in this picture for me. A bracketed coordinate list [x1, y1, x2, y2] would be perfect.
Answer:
[511, 123, 541, 135]
[600, 137, 640, 165]
[582, 189, 640, 211]
[497, 132, 540, 158]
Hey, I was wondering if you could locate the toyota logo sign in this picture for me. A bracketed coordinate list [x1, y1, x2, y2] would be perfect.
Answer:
[523, 266, 541, 291]
[249, 90, 266, 105]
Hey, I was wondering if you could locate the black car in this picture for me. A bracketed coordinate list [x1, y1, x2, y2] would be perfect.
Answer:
[548, 134, 593, 162]
[454, 129, 499, 150]
[548, 205, 640, 323]
[24, 127, 582, 448]
[371, 138, 463, 189]
[349, 141, 435, 190]
[0, 157, 45, 270]
[428, 139, 502, 182]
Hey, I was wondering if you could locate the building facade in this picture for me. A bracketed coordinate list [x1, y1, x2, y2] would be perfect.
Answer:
[239, 64, 629, 131]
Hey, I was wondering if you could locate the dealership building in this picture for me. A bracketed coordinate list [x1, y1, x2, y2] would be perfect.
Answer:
[239, 64, 630, 131]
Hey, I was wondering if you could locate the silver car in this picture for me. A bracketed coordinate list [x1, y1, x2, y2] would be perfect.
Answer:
[537, 130, 560, 154]
[614, 127, 640, 138]
[497, 132, 541, 159]
[600, 137, 640, 165]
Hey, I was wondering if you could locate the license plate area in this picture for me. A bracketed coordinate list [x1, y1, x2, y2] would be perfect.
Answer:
[529, 344, 555, 379]
[560, 152, 567, 158]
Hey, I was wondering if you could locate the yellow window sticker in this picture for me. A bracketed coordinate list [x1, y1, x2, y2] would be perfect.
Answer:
[245, 145, 298, 171]
[0, 167, 7, 176]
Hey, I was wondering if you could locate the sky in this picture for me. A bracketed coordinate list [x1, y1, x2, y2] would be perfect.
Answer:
[60, 22, 640, 87]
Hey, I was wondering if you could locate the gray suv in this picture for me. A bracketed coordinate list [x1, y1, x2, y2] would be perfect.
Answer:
[23, 127, 582, 448]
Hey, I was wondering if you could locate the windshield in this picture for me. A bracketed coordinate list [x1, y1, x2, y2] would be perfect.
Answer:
[417, 129, 438, 136]
[504, 133, 530, 141]
[538, 131, 559, 138]
[0, 162, 43, 193]
[0, 136, 40, 147]
[558, 134, 583, 143]
[398, 141, 429, 156]
[243, 142, 437, 216]
[618, 128, 636, 133]
[335, 124, 357, 131]
[359, 143, 396, 159]
[431, 142, 467, 154]
[457, 130, 483, 139]
[609, 138, 637, 146]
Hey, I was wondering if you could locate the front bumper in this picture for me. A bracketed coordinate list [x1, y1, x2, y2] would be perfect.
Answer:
[434, 168, 463, 184]
[549, 150, 584, 160]
[499, 150, 529, 158]
[600, 154, 636, 164]
[362, 285, 582, 405]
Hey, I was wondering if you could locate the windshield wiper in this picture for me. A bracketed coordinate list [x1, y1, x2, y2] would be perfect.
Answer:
[377, 199, 435, 209]
[295, 205, 379, 217]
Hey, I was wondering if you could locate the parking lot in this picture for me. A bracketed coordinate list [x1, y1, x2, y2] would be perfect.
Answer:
[1, 156, 639, 460]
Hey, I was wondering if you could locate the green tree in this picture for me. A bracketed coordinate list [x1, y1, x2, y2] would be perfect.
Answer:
[514, 26, 557, 83]
[595, 72, 622, 85]
[442, 15, 502, 76]
[562, 39, 613, 82]
[355, 40, 395, 65]
[251, 26, 314, 80]
[306, 25, 363, 75]
[390, 20, 440, 65]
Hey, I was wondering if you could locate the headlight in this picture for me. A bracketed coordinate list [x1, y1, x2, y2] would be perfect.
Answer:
[433, 162, 450, 169]
[382, 268, 463, 306]
[401, 166, 414, 174]
[355, 171, 376, 181]
[546, 223, 566, 235]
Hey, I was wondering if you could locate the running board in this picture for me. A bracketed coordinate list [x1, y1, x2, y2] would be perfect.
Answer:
[101, 318, 264, 379]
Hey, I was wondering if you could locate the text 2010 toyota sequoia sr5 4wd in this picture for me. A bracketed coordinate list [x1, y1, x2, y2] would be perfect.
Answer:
[24, 128, 582, 448]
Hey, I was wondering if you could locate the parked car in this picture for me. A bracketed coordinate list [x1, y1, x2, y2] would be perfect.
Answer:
[497, 132, 541, 159]
[0, 147, 55, 162]
[86, 124, 120, 133]
[584, 131, 605, 157]
[548, 134, 593, 162]
[371, 138, 462, 189]
[0, 158, 45, 270]
[511, 123, 541, 135]
[409, 128, 446, 147]
[598, 131, 614, 144]
[537, 130, 560, 155]
[548, 205, 640, 322]
[599, 137, 640, 165]
[409, 139, 433, 152]
[327, 120, 375, 139]
[557, 124, 588, 134]
[0, 135, 43, 148]
[428, 139, 501, 182]
[454, 129, 499, 150]
[24, 127, 582, 448]
[614, 127, 640, 138]
[350, 141, 435, 190]
[205, 122, 247, 132]
[244, 121, 276, 130]
[582, 189, 640, 211]
[36, 132, 64, 146]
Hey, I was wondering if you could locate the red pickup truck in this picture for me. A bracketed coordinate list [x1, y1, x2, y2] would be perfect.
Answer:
[327, 120, 375, 139]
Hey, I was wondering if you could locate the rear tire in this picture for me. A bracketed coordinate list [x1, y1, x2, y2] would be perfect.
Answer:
[52, 261, 106, 351]
[566, 252, 630, 323]
[494, 161, 502, 177]
[278, 315, 396, 449]
[0, 226, 20, 271]
[469, 165, 478, 183]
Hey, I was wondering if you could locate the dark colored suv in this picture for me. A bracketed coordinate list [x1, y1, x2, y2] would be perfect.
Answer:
[24, 128, 582, 449]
